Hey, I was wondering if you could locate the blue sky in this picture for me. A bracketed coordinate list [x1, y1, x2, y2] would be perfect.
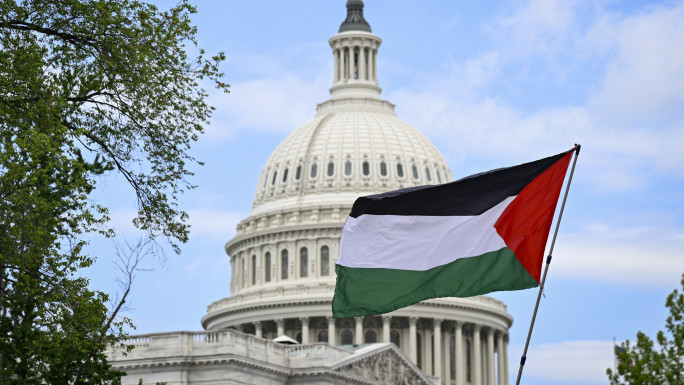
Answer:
[86, 1, 684, 384]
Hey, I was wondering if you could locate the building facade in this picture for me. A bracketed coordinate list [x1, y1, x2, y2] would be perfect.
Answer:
[110, 2, 512, 384]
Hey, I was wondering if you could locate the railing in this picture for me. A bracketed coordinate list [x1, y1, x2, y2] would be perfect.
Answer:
[111, 330, 352, 368]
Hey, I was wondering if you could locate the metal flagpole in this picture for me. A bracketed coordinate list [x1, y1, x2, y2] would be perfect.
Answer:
[515, 144, 581, 385]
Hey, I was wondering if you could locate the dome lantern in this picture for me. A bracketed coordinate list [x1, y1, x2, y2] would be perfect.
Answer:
[328, 0, 383, 100]
[338, 0, 372, 33]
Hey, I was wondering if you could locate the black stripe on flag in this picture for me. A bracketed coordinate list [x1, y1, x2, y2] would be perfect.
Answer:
[349, 149, 573, 218]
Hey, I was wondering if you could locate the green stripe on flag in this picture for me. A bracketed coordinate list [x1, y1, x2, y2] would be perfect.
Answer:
[333, 247, 538, 318]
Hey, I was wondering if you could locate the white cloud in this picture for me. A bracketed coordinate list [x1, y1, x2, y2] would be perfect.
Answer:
[205, 54, 331, 141]
[187, 209, 245, 240]
[493, 0, 579, 56]
[106, 207, 244, 242]
[588, 3, 684, 126]
[554, 231, 684, 288]
[388, 1, 684, 188]
[510, 340, 614, 383]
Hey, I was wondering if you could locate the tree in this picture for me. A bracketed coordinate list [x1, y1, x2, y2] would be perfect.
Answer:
[607, 274, 684, 385]
[0, 0, 227, 383]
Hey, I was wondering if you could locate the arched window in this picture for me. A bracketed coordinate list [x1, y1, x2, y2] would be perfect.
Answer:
[364, 330, 377, 343]
[380, 161, 387, 176]
[282, 168, 288, 182]
[390, 330, 400, 348]
[300, 247, 308, 278]
[412, 164, 419, 179]
[341, 330, 353, 345]
[327, 161, 334, 176]
[281, 249, 289, 279]
[425, 166, 432, 182]
[265, 252, 271, 282]
[396, 163, 404, 178]
[272, 171, 278, 185]
[344, 160, 352, 176]
[318, 330, 329, 343]
[310, 163, 318, 178]
[251, 255, 256, 285]
[320, 246, 330, 276]
[295, 165, 302, 180]
[295, 332, 302, 343]
[362, 161, 370, 176]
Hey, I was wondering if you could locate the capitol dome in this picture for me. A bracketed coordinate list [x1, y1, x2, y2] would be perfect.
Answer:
[201, 1, 513, 384]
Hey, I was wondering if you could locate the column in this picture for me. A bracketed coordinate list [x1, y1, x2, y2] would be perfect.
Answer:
[455, 321, 464, 385]
[433, 319, 442, 382]
[382, 315, 391, 343]
[504, 335, 509, 385]
[497, 332, 505, 385]
[473, 325, 482, 385]
[355, 316, 364, 345]
[443, 325, 451, 384]
[300, 317, 310, 344]
[487, 329, 495, 385]
[342, 47, 350, 80]
[276, 319, 284, 337]
[372, 49, 378, 80]
[359, 45, 366, 80]
[254, 321, 262, 339]
[425, 329, 433, 374]
[346, 47, 352, 80]
[409, 317, 418, 363]
[327, 316, 336, 345]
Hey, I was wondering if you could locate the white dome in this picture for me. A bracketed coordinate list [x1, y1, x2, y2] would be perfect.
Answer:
[251, 100, 454, 217]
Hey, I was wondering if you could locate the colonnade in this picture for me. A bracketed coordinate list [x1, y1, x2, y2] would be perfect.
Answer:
[237, 315, 509, 385]
[332, 40, 378, 83]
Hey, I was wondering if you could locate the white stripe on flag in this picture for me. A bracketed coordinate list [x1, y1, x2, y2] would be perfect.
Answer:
[338, 196, 515, 271]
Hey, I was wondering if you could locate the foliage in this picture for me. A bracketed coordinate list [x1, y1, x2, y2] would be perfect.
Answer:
[607, 274, 684, 385]
[0, 0, 227, 383]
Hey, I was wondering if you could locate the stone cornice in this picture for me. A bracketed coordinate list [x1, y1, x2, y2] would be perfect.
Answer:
[202, 295, 513, 331]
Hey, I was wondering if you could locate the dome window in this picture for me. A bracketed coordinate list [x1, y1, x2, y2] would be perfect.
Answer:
[272, 171, 278, 185]
[341, 330, 353, 345]
[396, 163, 404, 178]
[295, 165, 302, 180]
[425, 167, 432, 182]
[310, 163, 318, 178]
[380, 161, 387, 176]
[362, 161, 370, 176]
[327, 161, 334, 177]
[282, 168, 288, 183]
[300, 247, 308, 278]
[412, 164, 419, 180]
[320, 245, 330, 276]
[344, 160, 352, 176]
[437, 169, 442, 183]
[281, 249, 289, 280]
[365, 330, 377, 343]
[265, 252, 271, 282]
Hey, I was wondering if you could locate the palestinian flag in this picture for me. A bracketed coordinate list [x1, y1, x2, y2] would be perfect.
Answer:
[332, 148, 576, 318]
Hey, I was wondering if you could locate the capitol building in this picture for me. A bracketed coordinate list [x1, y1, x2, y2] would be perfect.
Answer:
[110, 1, 513, 384]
